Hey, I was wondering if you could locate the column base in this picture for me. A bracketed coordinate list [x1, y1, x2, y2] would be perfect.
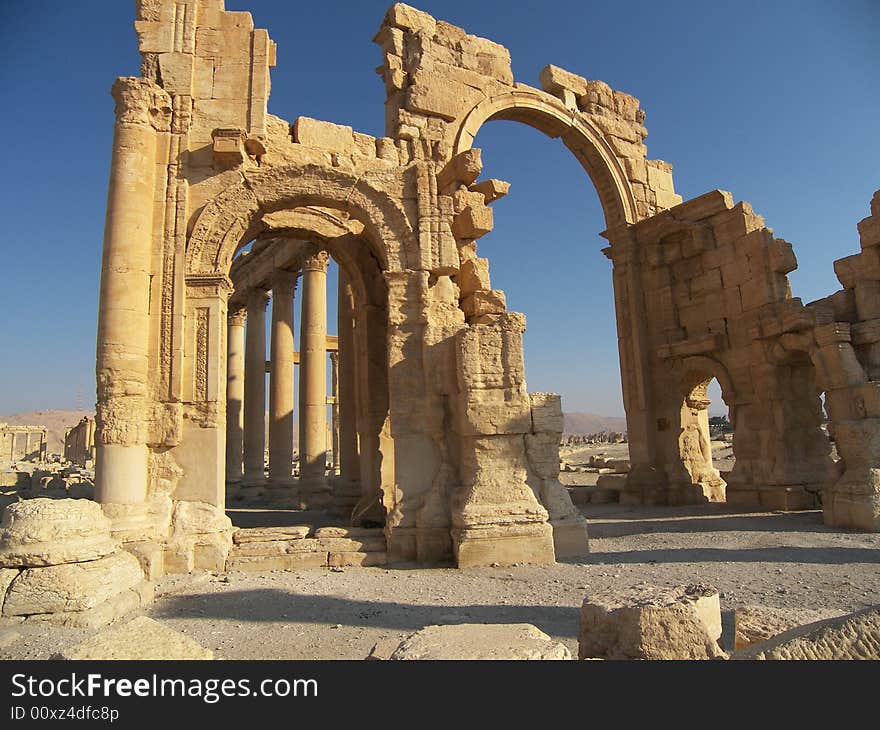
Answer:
[101, 501, 170, 543]
[452, 523, 555, 568]
[822, 487, 880, 532]
[726, 485, 820, 511]
[619, 466, 723, 506]
[550, 517, 589, 559]
[384, 526, 453, 564]
[296, 477, 332, 510]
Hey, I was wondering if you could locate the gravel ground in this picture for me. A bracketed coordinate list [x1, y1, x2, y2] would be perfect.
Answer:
[2, 502, 878, 660]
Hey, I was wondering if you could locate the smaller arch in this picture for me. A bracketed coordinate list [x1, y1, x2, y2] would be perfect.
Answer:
[450, 88, 638, 232]
[186, 163, 419, 279]
[678, 355, 737, 411]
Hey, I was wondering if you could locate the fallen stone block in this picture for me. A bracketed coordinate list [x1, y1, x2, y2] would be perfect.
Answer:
[734, 605, 846, 650]
[596, 474, 627, 491]
[734, 606, 880, 660]
[579, 584, 726, 660]
[0, 498, 119, 567]
[390, 623, 571, 660]
[3, 551, 144, 616]
[26, 583, 152, 629]
[55, 616, 212, 660]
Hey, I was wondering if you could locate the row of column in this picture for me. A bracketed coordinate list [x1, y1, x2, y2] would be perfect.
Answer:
[225, 248, 359, 506]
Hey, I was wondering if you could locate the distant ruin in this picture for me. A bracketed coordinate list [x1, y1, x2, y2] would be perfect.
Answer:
[1, 424, 46, 464]
[84, 1, 878, 580]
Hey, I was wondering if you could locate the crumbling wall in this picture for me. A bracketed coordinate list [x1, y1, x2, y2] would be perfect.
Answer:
[622, 190, 833, 508]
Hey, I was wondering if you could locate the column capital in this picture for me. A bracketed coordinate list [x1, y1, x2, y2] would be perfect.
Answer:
[246, 287, 270, 311]
[271, 268, 299, 297]
[302, 249, 330, 273]
[228, 305, 247, 327]
[111, 77, 172, 131]
[328, 351, 339, 365]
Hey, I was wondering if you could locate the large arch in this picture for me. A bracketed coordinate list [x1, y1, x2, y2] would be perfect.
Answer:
[449, 88, 638, 233]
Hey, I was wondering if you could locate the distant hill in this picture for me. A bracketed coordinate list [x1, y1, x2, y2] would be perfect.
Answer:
[563, 412, 627, 435]
[1, 408, 626, 453]
[0, 410, 94, 455]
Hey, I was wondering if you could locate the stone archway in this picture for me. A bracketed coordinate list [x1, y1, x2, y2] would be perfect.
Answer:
[175, 165, 417, 525]
[186, 163, 420, 277]
[449, 88, 638, 233]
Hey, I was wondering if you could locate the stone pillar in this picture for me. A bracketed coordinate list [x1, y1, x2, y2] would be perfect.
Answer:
[225, 305, 246, 483]
[269, 270, 297, 484]
[298, 249, 331, 507]
[95, 78, 170, 533]
[338, 271, 360, 487]
[243, 288, 269, 483]
[329, 351, 340, 474]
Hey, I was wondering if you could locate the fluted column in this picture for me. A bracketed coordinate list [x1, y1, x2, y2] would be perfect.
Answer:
[298, 249, 331, 506]
[243, 288, 269, 483]
[225, 304, 247, 482]
[329, 351, 340, 474]
[337, 271, 360, 493]
[269, 270, 297, 484]
[95, 78, 171, 532]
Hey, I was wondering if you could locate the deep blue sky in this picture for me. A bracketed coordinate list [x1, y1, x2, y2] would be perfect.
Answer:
[0, 1, 877, 417]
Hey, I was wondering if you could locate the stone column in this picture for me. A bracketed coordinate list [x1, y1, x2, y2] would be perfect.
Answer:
[269, 270, 297, 484]
[243, 288, 269, 483]
[336, 271, 361, 511]
[329, 351, 340, 474]
[225, 304, 247, 483]
[95, 78, 170, 532]
[298, 249, 331, 507]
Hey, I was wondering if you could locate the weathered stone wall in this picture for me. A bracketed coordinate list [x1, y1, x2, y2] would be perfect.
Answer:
[619, 191, 834, 509]
[64, 418, 95, 468]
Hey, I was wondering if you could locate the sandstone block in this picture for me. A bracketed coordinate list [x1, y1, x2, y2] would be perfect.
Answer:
[0, 498, 119, 568]
[438, 149, 482, 189]
[530, 392, 564, 433]
[3, 551, 144, 617]
[233, 525, 311, 543]
[328, 551, 388, 567]
[579, 584, 726, 660]
[390, 623, 570, 660]
[452, 204, 494, 239]
[57, 616, 212, 660]
[596, 474, 627, 490]
[734, 606, 880, 660]
[461, 289, 506, 320]
[26, 585, 147, 630]
[539, 64, 588, 97]
[458, 257, 491, 297]
[459, 388, 532, 436]
[226, 552, 328, 572]
[525, 433, 561, 479]
[125, 541, 165, 581]
[733, 605, 846, 651]
[0, 568, 18, 611]
[470, 179, 510, 202]
[292, 116, 355, 155]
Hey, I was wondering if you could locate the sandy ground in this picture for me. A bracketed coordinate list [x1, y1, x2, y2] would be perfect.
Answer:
[2, 500, 878, 660]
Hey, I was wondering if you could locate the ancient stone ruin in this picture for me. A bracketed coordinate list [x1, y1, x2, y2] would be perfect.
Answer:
[79, 0, 879, 583]
[63, 417, 96, 468]
[1, 424, 47, 465]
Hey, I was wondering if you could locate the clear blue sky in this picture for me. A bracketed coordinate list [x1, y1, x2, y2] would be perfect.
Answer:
[0, 0, 877, 417]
